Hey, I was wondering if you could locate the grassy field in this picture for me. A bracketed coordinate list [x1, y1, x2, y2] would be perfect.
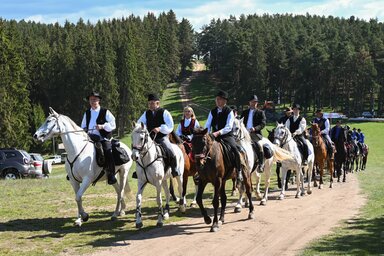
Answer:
[0, 71, 382, 255]
[301, 122, 384, 255]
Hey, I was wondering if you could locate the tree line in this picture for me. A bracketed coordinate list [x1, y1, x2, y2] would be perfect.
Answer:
[0, 10, 195, 151]
[198, 14, 384, 117]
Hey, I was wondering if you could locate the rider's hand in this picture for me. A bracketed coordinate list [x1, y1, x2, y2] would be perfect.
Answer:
[250, 127, 255, 133]
[96, 124, 104, 130]
[292, 132, 297, 137]
[152, 127, 160, 133]
[213, 131, 220, 137]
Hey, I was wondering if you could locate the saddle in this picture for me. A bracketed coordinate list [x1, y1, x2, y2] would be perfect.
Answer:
[157, 143, 173, 168]
[293, 137, 306, 161]
[322, 135, 335, 158]
[93, 139, 130, 168]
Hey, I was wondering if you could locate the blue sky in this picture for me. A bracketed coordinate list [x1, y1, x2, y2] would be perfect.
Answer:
[1, 0, 383, 30]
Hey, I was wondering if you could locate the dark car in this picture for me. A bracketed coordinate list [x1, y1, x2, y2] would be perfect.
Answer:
[0, 148, 38, 179]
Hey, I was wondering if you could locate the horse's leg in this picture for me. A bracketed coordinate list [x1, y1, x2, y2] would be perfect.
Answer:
[135, 180, 147, 228]
[285, 169, 292, 190]
[243, 170, 254, 219]
[276, 164, 282, 189]
[111, 169, 129, 220]
[169, 178, 178, 202]
[307, 162, 313, 195]
[219, 180, 227, 225]
[295, 165, 302, 198]
[313, 164, 318, 187]
[329, 159, 334, 188]
[176, 175, 186, 213]
[156, 181, 165, 227]
[196, 180, 211, 225]
[279, 167, 287, 200]
[72, 178, 92, 226]
[254, 172, 262, 200]
[234, 182, 244, 213]
[260, 159, 272, 205]
[191, 182, 198, 208]
[230, 178, 238, 196]
[161, 179, 170, 220]
[319, 162, 324, 189]
[211, 177, 222, 232]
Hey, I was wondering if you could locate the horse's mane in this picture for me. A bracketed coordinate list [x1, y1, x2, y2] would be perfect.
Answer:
[60, 115, 89, 140]
[234, 119, 252, 143]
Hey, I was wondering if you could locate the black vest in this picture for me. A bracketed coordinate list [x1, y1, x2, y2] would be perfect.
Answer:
[210, 106, 232, 135]
[180, 118, 196, 136]
[314, 117, 326, 131]
[288, 116, 303, 134]
[86, 108, 111, 139]
[145, 108, 166, 139]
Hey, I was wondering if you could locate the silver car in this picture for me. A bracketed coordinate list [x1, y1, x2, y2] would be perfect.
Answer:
[0, 148, 37, 179]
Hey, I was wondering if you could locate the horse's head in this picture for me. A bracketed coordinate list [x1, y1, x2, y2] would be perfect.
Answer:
[273, 123, 289, 146]
[267, 128, 275, 142]
[33, 107, 61, 142]
[311, 123, 321, 146]
[131, 122, 151, 160]
[191, 127, 210, 161]
[232, 118, 251, 142]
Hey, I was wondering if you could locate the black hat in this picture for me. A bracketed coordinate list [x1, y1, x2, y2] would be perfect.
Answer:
[216, 90, 228, 100]
[316, 109, 323, 114]
[292, 103, 301, 110]
[88, 91, 102, 100]
[284, 107, 292, 112]
[357, 128, 361, 132]
[147, 93, 160, 101]
[353, 127, 356, 130]
[248, 95, 258, 102]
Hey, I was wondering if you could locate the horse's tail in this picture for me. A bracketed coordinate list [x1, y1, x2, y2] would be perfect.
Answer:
[272, 144, 295, 162]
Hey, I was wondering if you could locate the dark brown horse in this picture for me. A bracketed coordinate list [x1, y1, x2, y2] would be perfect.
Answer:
[169, 131, 199, 207]
[311, 123, 334, 188]
[333, 127, 347, 182]
[191, 128, 254, 232]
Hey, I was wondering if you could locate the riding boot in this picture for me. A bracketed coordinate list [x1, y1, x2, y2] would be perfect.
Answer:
[170, 155, 179, 177]
[95, 141, 105, 166]
[235, 152, 243, 183]
[104, 148, 117, 185]
[256, 143, 265, 173]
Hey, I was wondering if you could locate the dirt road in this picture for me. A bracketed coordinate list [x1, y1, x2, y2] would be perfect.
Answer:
[91, 70, 365, 256]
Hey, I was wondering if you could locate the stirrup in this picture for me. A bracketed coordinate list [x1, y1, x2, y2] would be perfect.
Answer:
[302, 160, 308, 166]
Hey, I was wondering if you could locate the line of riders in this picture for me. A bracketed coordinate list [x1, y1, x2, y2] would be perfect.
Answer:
[81, 90, 367, 185]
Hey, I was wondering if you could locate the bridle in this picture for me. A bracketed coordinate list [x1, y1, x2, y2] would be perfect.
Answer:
[274, 126, 291, 148]
[193, 133, 213, 162]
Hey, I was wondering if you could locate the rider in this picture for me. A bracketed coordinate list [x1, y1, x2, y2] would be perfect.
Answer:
[240, 95, 266, 172]
[313, 109, 333, 156]
[205, 90, 244, 182]
[278, 107, 293, 125]
[357, 128, 365, 152]
[137, 93, 179, 177]
[285, 103, 309, 166]
[81, 91, 117, 185]
[351, 127, 358, 141]
[330, 120, 343, 143]
[176, 105, 200, 142]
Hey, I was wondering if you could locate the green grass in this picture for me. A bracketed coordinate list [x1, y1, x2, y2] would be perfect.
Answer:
[301, 122, 384, 255]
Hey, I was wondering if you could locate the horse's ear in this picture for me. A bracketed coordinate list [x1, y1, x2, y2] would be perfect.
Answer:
[132, 121, 137, 128]
[49, 107, 58, 116]
[276, 121, 279, 126]
[140, 122, 145, 129]
[203, 128, 208, 134]
[240, 117, 244, 123]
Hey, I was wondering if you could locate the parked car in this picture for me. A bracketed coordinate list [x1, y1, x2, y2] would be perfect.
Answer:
[361, 111, 374, 118]
[30, 153, 52, 177]
[47, 155, 62, 164]
[0, 148, 39, 179]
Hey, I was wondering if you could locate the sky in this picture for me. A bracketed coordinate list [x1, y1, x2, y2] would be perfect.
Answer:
[1, 0, 384, 30]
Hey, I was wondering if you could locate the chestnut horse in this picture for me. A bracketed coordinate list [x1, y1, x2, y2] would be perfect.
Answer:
[169, 131, 199, 207]
[191, 127, 254, 232]
[311, 123, 334, 188]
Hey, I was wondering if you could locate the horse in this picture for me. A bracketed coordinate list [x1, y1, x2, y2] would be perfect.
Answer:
[33, 108, 133, 226]
[273, 124, 315, 199]
[168, 131, 199, 207]
[191, 127, 254, 232]
[232, 119, 295, 209]
[311, 123, 335, 188]
[333, 127, 348, 182]
[345, 131, 360, 173]
[360, 144, 369, 170]
[131, 122, 185, 228]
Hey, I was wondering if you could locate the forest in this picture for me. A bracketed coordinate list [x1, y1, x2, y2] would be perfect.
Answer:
[1, 12, 383, 151]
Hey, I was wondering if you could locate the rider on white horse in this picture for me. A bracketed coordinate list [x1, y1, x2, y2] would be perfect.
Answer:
[80, 91, 117, 185]
[285, 103, 309, 166]
[240, 94, 266, 173]
[136, 93, 180, 177]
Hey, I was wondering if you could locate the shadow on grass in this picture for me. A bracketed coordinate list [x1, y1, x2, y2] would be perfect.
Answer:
[306, 216, 384, 255]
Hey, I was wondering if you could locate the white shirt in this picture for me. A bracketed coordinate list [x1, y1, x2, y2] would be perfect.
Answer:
[285, 115, 306, 135]
[246, 109, 255, 130]
[205, 107, 234, 135]
[137, 108, 174, 135]
[176, 118, 200, 140]
[81, 106, 116, 137]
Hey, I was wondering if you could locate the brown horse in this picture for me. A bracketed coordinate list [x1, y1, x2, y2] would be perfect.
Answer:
[311, 123, 334, 188]
[191, 127, 254, 232]
[169, 131, 199, 207]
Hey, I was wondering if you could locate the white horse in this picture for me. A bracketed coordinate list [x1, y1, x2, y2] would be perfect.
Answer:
[232, 118, 294, 209]
[131, 122, 185, 228]
[33, 108, 133, 226]
[273, 123, 314, 199]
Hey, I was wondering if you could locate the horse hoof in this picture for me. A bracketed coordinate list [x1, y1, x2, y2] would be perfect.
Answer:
[343, 179, 346, 183]
[163, 213, 170, 220]
[295, 194, 300, 199]
[136, 222, 143, 229]
[248, 212, 255, 219]
[119, 211, 126, 217]
[74, 218, 82, 227]
[156, 222, 163, 228]
[82, 213, 89, 222]
[204, 216, 212, 225]
[111, 216, 118, 221]
[218, 220, 223, 226]
[260, 200, 266, 206]
[179, 205, 186, 213]
[190, 202, 197, 208]
[210, 225, 219, 232]
[330, 184, 333, 188]
[278, 195, 284, 200]
[234, 206, 242, 213]
[314, 183, 318, 187]
[307, 190, 312, 195]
